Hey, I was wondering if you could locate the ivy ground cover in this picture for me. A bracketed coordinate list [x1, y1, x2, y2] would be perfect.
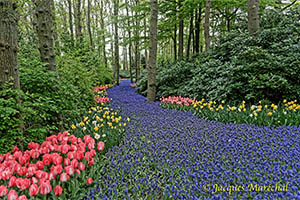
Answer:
[84, 80, 300, 199]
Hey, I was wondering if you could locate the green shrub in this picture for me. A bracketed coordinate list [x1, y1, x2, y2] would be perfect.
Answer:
[137, 8, 300, 103]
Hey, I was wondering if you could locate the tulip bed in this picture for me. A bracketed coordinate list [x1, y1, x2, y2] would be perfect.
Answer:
[161, 96, 300, 127]
[83, 80, 300, 199]
[0, 84, 128, 200]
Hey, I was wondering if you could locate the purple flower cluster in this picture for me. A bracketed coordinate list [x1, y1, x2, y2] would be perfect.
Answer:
[83, 80, 300, 200]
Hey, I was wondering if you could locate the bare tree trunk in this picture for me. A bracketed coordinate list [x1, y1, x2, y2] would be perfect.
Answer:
[147, 0, 158, 102]
[144, 14, 148, 68]
[248, 0, 259, 35]
[113, 0, 120, 85]
[67, 0, 74, 45]
[125, 0, 133, 83]
[0, 0, 20, 89]
[194, 7, 202, 54]
[34, 0, 57, 73]
[100, 0, 108, 68]
[186, 12, 194, 58]
[51, 0, 60, 56]
[135, 0, 140, 82]
[87, 0, 94, 50]
[204, 0, 211, 52]
[173, 23, 177, 61]
[178, 0, 184, 59]
[76, 0, 82, 40]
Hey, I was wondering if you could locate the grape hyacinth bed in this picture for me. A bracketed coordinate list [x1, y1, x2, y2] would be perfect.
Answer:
[84, 80, 300, 200]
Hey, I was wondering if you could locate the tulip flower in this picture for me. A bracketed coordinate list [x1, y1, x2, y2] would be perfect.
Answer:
[60, 173, 70, 182]
[0, 185, 8, 197]
[8, 176, 17, 187]
[8, 189, 18, 200]
[39, 180, 52, 195]
[36, 161, 44, 170]
[54, 185, 63, 196]
[64, 158, 71, 166]
[78, 162, 85, 171]
[18, 195, 28, 200]
[86, 177, 93, 185]
[97, 141, 105, 151]
[65, 166, 75, 176]
[29, 184, 38, 196]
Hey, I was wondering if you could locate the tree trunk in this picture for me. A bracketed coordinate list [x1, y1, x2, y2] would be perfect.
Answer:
[51, 0, 60, 56]
[113, 0, 120, 85]
[87, 0, 94, 50]
[100, 0, 108, 68]
[178, 0, 184, 59]
[34, 0, 57, 73]
[186, 12, 194, 58]
[125, 0, 133, 83]
[76, 0, 82, 40]
[144, 14, 148, 68]
[0, 0, 20, 89]
[194, 7, 201, 54]
[147, 0, 158, 102]
[67, 0, 74, 45]
[204, 0, 211, 52]
[135, 0, 140, 82]
[247, 0, 259, 35]
[173, 23, 177, 61]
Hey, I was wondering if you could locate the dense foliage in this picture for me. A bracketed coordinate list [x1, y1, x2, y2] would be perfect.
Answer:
[84, 81, 300, 200]
[0, 44, 112, 154]
[137, 9, 300, 103]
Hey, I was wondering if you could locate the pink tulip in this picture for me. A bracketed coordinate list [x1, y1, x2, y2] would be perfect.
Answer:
[65, 166, 75, 176]
[97, 141, 105, 151]
[86, 177, 93, 185]
[8, 176, 17, 187]
[76, 151, 84, 160]
[36, 161, 44, 170]
[12, 146, 19, 153]
[54, 185, 63, 196]
[16, 178, 30, 191]
[29, 184, 38, 196]
[88, 158, 95, 166]
[67, 151, 75, 160]
[8, 189, 18, 200]
[71, 159, 79, 168]
[42, 154, 52, 166]
[64, 158, 71, 166]
[28, 142, 39, 150]
[26, 166, 36, 178]
[30, 149, 40, 159]
[31, 177, 38, 184]
[84, 152, 92, 162]
[39, 180, 52, 195]
[75, 169, 81, 175]
[0, 185, 8, 197]
[17, 195, 28, 200]
[59, 173, 69, 182]
[16, 167, 27, 177]
[78, 162, 85, 171]
[61, 144, 70, 154]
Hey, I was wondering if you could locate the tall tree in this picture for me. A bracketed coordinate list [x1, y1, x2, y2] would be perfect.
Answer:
[135, 0, 140, 82]
[87, 0, 94, 50]
[125, 0, 133, 83]
[0, 0, 20, 89]
[113, 0, 120, 85]
[99, 0, 108, 68]
[178, 0, 184, 59]
[204, 0, 211, 52]
[75, 0, 83, 40]
[186, 12, 194, 58]
[67, 0, 74, 45]
[247, 0, 259, 35]
[34, 0, 57, 73]
[147, 0, 158, 102]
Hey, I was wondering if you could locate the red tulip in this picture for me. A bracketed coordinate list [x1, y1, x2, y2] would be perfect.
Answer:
[17, 167, 28, 177]
[12, 146, 19, 153]
[0, 185, 8, 197]
[90, 150, 96, 157]
[31, 177, 38, 184]
[8, 189, 18, 200]
[42, 154, 52, 166]
[13, 151, 22, 160]
[29, 184, 38, 196]
[28, 142, 39, 150]
[8, 176, 17, 187]
[59, 173, 69, 182]
[67, 151, 75, 160]
[97, 141, 105, 151]
[65, 166, 75, 176]
[54, 185, 63, 196]
[30, 150, 40, 159]
[26, 166, 36, 178]
[86, 177, 93, 185]
[35, 170, 44, 179]
[36, 161, 44, 170]
[64, 158, 71, 166]
[39, 180, 52, 195]
[76, 151, 84, 160]
[71, 159, 79, 168]
[88, 158, 95, 166]
[61, 144, 70, 154]
[70, 144, 77, 151]
[78, 162, 85, 171]
[87, 142, 95, 150]
[2, 169, 13, 180]
[84, 152, 92, 162]
[75, 169, 81, 175]
[18, 195, 28, 200]
[16, 178, 30, 191]
[51, 165, 63, 176]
